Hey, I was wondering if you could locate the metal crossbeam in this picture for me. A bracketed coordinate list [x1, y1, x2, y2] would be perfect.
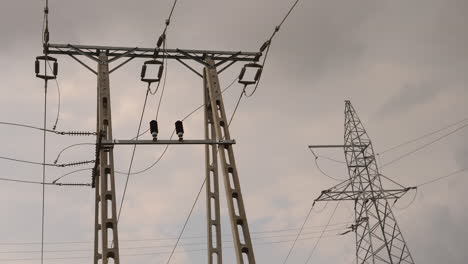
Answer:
[46, 43, 261, 62]
[101, 139, 236, 146]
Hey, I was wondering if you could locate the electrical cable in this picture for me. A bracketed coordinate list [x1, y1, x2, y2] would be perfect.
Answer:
[0, 121, 95, 136]
[244, 0, 302, 98]
[381, 123, 468, 168]
[379, 117, 468, 155]
[116, 87, 151, 223]
[53, 143, 94, 164]
[53, 168, 92, 184]
[304, 202, 340, 264]
[165, 177, 206, 264]
[393, 188, 418, 211]
[416, 168, 468, 188]
[308, 148, 344, 181]
[40, 16, 49, 264]
[0, 222, 351, 246]
[155, 41, 169, 121]
[0, 177, 53, 186]
[227, 86, 246, 127]
[0, 235, 344, 262]
[0, 231, 346, 256]
[282, 201, 316, 264]
[47, 61, 61, 130]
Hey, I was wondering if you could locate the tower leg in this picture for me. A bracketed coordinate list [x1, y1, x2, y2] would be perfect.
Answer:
[205, 69, 223, 264]
[204, 58, 256, 264]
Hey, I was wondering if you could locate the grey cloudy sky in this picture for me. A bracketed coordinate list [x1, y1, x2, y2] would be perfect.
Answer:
[0, 0, 467, 264]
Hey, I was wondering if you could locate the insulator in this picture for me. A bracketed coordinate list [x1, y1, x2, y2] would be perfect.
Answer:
[35, 55, 58, 80]
[165, 19, 170, 26]
[175, 120, 184, 140]
[61, 131, 96, 136]
[254, 68, 263, 81]
[238, 63, 263, 86]
[150, 120, 158, 140]
[44, 30, 49, 43]
[238, 67, 246, 81]
[59, 160, 95, 168]
[141, 60, 164, 84]
[157, 34, 166, 48]
[141, 64, 147, 78]
[260, 40, 270, 52]
[53, 61, 58, 76]
[35, 60, 40, 74]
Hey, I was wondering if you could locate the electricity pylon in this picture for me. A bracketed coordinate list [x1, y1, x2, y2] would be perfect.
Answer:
[43, 43, 261, 264]
[309, 101, 415, 264]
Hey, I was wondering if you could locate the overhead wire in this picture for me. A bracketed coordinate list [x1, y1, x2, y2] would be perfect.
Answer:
[0, 231, 345, 256]
[308, 148, 345, 181]
[381, 122, 468, 168]
[303, 202, 340, 264]
[47, 61, 61, 130]
[165, 177, 206, 264]
[393, 188, 418, 211]
[379, 117, 468, 155]
[282, 202, 315, 264]
[40, 1, 51, 260]
[227, 86, 246, 127]
[244, 0, 302, 98]
[0, 235, 346, 262]
[53, 143, 94, 164]
[155, 41, 169, 121]
[116, 85, 152, 223]
[0, 222, 352, 246]
[416, 168, 468, 188]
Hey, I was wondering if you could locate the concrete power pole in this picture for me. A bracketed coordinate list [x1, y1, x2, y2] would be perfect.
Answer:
[93, 53, 121, 264]
[309, 101, 415, 264]
[44, 43, 261, 264]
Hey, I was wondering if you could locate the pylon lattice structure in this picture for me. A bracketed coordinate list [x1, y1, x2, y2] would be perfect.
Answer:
[312, 101, 416, 264]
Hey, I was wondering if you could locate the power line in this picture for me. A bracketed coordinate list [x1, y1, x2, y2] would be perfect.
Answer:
[52, 168, 92, 184]
[382, 123, 468, 168]
[417, 168, 468, 188]
[117, 86, 151, 223]
[308, 148, 344, 181]
[282, 202, 315, 264]
[0, 235, 344, 262]
[227, 86, 246, 127]
[379, 117, 468, 155]
[165, 177, 206, 264]
[0, 221, 352, 246]
[0, 155, 94, 168]
[40, 25, 49, 264]
[47, 61, 61, 130]
[393, 188, 418, 211]
[155, 42, 169, 121]
[304, 202, 340, 264]
[245, 0, 302, 98]
[0, 232, 344, 256]
[53, 143, 94, 164]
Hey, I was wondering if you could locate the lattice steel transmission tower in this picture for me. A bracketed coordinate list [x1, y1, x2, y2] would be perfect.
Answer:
[309, 101, 416, 264]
